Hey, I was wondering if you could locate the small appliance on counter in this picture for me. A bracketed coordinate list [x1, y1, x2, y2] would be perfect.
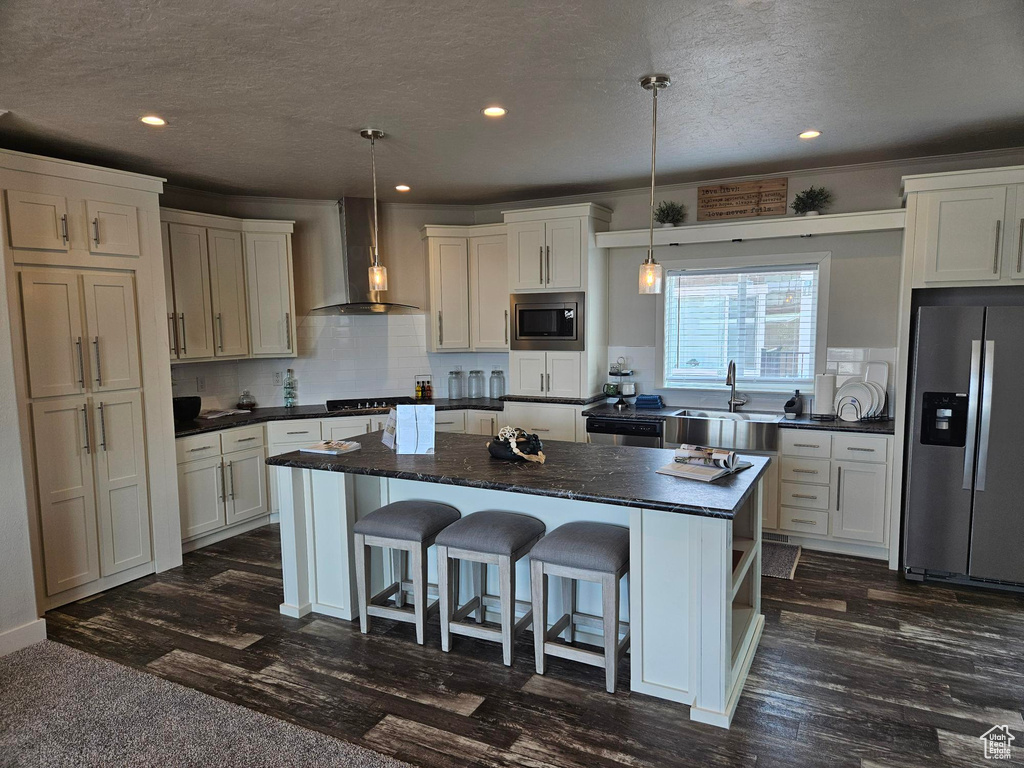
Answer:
[172, 396, 202, 422]
[783, 390, 804, 419]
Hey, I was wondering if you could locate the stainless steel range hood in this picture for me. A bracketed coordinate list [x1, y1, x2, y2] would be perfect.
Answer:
[309, 197, 419, 315]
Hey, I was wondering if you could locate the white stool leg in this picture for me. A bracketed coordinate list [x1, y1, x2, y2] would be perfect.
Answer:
[391, 548, 406, 608]
[560, 576, 576, 643]
[530, 558, 546, 675]
[602, 571, 620, 693]
[498, 554, 515, 666]
[472, 561, 485, 623]
[354, 533, 370, 634]
[412, 542, 428, 645]
[437, 545, 452, 652]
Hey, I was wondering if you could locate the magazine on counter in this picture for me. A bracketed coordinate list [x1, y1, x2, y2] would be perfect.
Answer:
[299, 440, 362, 456]
[673, 444, 739, 469]
[657, 459, 753, 483]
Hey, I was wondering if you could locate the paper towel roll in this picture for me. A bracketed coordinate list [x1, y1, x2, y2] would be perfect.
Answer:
[813, 374, 836, 415]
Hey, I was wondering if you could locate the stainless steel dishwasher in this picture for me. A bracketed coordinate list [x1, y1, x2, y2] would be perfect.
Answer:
[585, 417, 664, 448]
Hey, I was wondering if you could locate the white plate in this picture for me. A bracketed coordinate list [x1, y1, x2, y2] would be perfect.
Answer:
[863, 380, 887, 417]
[834, 381, 875, 421]
[864, 361, 889, 390]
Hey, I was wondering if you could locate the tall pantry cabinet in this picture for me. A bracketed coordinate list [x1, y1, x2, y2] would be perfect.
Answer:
[1, 149, 181, 612]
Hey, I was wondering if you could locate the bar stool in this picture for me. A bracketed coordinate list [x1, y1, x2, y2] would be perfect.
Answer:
[529, 521, 630, 693]
[435, 510, 546, 665]
[353, 500, 460, 645]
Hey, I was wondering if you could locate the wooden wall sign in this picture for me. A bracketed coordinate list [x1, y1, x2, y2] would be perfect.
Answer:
[697, 178, 788, 222]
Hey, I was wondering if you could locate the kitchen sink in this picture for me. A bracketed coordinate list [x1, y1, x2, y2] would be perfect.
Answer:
[663, 409, 780, 452]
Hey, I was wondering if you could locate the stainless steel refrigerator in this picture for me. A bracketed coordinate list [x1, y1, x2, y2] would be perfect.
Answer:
[905, 304, 1024, 587]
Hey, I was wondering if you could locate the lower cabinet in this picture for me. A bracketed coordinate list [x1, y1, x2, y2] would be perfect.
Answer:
[321, 416, 372, 441]
[434, 410, 467, 433]
[831, 460, 887, 544]
[465, 410, 498, 436]
[503, 401, 578, 442]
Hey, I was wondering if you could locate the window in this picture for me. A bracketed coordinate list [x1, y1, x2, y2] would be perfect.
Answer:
[663, 263, 821, 390]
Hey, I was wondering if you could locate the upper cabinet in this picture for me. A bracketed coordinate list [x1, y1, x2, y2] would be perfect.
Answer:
[904, 168, 1024, 288]
[160, 209, 295, 362]
[86, 200, 141, 257]
[5, 190, 140, 259]
[504, 204, 610, 292]
[423, 224, 508, 353]
[6, 191, 69, 252]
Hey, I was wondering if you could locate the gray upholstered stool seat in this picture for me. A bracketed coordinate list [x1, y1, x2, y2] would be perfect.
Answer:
[353, 500, 461, 542]
[530, 521, 631, 693]
[353, 500, 460, 645]
[436, 510, 546, 556]
[528, 521, 629, 573]
[436, 511, 546, 666]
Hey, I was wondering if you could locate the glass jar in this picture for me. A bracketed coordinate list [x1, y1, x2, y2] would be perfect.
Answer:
[468, 370, 486, 399]
[237, 389, 257, 410]
[489, 369, 505, 400]
[447, 370, 465, 400]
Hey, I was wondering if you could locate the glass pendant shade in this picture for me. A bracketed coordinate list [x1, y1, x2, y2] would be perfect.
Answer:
[368, 263, 388, 292]
[638, 258, 663, 294]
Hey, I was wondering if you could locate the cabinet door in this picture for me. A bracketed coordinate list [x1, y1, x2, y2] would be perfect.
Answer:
[31, 397, 100, 594]
[430, 237, 470, 350]
[246, 232, 294, 356]
[919, 186, 1007, 283]
[508, 221, 546, 290]
[545, 351, 582, 399]
[225, 446, 268, 526]
[20, 268, 86, 398]
[6, 190, 69, 252]
[177, 455, 226, 540]
[466, 410, 497, 436]
[82, 272, 141, 392]
[266, 437, 315, 514]
[161, 223, 179, 357]
[469, 234, 509, 350]
[832, 460, 886, 544]
[207, 229, 249, 357]
[85, 200, 140, 257]
[93, 392, 151, 576]
[434, 410, 466, 433]
[1009, 185, 1024, 281]
[509, 351, 546, 396]
[504, 402, 577, 442]
[167, 223, 215, 359]
[322, 417, 372, 440]
[545, 217, 583, 289]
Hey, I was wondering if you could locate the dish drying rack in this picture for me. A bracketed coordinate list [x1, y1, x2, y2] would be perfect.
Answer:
[811, 361, 890, 423]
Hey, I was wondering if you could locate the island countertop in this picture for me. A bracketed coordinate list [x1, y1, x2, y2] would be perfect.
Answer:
[267, 431, 770, 519]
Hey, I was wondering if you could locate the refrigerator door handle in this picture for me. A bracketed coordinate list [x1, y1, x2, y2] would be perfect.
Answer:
[962, 340, 982, 490]
[976, 340, 995, 491]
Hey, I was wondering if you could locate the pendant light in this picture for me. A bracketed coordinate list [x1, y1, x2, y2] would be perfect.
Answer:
[360, 128, 388, 293]
[638, 74, 671, 294]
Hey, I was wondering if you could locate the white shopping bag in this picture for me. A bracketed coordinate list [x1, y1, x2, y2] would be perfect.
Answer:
[383, 405, 436, 454]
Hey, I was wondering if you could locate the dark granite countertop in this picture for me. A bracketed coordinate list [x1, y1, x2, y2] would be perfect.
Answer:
[777, 415, 896, 435]
[502, 394, 605, 406]
[267, 431, 771, 519]
[174, 399, 505, 438]
[582, 403, 684, 420]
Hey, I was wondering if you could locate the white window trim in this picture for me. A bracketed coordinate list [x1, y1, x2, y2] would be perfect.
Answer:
[655, 251, 831, 393]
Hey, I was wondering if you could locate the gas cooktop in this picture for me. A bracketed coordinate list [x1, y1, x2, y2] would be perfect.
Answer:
[325, 396, 416, 413]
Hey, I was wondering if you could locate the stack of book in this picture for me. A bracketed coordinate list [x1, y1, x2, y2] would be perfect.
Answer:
[656, 444, 752, 483]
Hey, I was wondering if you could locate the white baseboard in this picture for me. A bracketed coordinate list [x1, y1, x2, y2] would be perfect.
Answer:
[0, 618, 46, 657]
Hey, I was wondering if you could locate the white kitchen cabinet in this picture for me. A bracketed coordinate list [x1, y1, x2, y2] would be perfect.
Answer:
[832, 461, 887, 544]
[246, 231, 295, 357]
[507, 217, 582, 290]
[167, 222, 215, 359]
[321, 417, 372, 441]
[1009, 185, 1024, 281]
[207, 228, 249, 358]
[469, 234, 509, 350]
[428, 236, 471, 351]
[545, 352, 583, 399]
[82, 272, 141, 392]
[177, 454, 226, 539]
[85, 200, 140, 257]
[509, 350, 582, 399]
[465, 409, 498, 436]
[918, 186, 1008, 284]
[434, 410, 466, 433]
[503, 402, 578, 442]
[508, 220, 546, 290]
[224, 446, 268, 526]
[5, 190, 69, 252]
[19, 268, 86, 398]
[267, 419, 324, 514]
[510, 351, 547, 397]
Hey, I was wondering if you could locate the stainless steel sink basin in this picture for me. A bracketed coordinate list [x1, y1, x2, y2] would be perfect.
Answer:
[663, 410, 780, 452]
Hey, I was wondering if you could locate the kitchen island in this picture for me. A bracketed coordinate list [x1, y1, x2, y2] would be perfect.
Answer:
[267, 432, 769, 728]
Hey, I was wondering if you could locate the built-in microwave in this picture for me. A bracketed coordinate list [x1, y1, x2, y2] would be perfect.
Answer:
[510, 291, 584, 351]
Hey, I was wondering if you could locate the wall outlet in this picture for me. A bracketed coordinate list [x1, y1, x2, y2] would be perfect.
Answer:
[196, 375, 206, 393]
[273, 371, 284, 386]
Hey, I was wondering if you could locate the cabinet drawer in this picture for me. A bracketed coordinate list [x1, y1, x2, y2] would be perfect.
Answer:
[780, 457, 831, 485]
[266, 420, 321, 443]
[221, 425, 264, 454]
[435, 411, 466, 433]
[176, 432, 221, 464]
[779, 507, 829, 536]
[781, 430, 831, 458]
[832, 434, 887, 463]
[780, 481, 829, 510]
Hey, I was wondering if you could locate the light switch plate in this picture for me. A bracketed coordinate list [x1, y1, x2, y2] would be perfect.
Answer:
[195, 375, 206, 392]
[273, 371, 283, 386]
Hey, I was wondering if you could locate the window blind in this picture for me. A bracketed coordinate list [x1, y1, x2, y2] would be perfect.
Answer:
[664, 264, 819, 389]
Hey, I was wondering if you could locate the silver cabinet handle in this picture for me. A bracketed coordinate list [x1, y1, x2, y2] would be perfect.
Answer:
[76, 336, 85, 388]
[846, 447, 876, 452]
[504, 310, 509, 345]
[1017, 217, 1024, 274]
[93, 336, 102, 386]
[792, 468, 818, 474]
[532, 427, 551, 432]
[216, 313, 223, 351]
[168, 314, 178, 356]
[219, 462, 226, 502]
[285, 312, 291, 351]
[61, 214, 69, 244]
[792, 518, 817, 526]
[236, 436, 258, 442]
[93, 218, 100, 246]
[793, 443, 820, 448]
[81, 404, 91, 454]
[539, 373, 544, 392]
[437, 311, 443, 345]
[977, 339, 995, 491]
[836, 467, 842, 511]
[436, 421, 455, 426]
[178, 313, 187, 355]
[545, 245, 551, 284]
[546, 372, 551, 391]
[994, 220, 1002, 273]
[188, 445, 212, 452]
[97, 402, 107, 451]
[227, 461, 234, 500]
[286, 430, 310, 435]
[963, 340, 982, 490]
[538, 245, 544, 284]
[792, 493, 818, 500]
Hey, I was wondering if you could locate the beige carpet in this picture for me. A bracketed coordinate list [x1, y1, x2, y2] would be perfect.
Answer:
[761, 541, 802, 579]
[0, 641, 411, 768]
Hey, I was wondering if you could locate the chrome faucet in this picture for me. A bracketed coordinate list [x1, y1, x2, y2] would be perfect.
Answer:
[725, 360, 748, 412]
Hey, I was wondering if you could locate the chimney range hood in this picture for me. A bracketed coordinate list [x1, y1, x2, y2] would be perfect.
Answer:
[309, 197, 419, 315]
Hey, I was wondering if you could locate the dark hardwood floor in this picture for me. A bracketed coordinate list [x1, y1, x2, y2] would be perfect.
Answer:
[45, 525, 1024, 767]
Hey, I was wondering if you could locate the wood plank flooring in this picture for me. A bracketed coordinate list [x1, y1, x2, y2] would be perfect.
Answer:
[45, 525, 1024, 767]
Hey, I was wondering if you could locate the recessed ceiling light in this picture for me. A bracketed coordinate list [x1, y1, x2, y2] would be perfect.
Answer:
[395, 184, 411, 192]
[798, 129, 821, 139]
[140, 115, 167, 126]
[482, 106, 508, 118]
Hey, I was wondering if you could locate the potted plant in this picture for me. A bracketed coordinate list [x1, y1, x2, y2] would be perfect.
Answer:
[791, 186, 833, 216]
[654, 200, 686, 227]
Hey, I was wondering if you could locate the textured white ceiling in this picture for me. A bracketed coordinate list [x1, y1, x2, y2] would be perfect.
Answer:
[1, 0, 1022, 203]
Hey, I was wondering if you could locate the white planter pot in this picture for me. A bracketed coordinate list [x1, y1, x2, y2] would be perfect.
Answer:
[658, 222, 676, 228]
[803, 210, 820, 216]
